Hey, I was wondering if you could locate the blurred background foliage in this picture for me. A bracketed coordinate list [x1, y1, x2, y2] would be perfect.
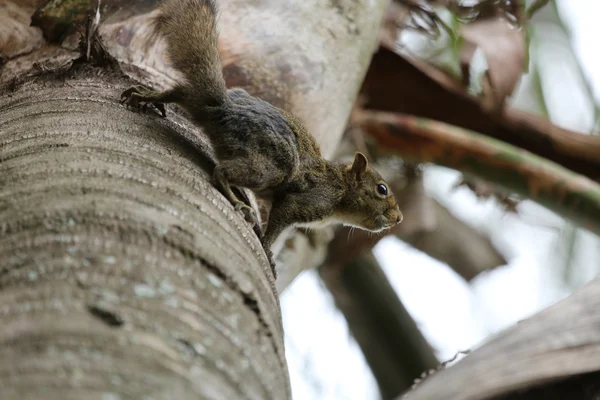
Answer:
[281, 1, 600, 399]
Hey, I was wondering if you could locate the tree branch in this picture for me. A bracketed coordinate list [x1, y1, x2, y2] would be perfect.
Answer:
[320, 252, 439, 400]
[356, 110, 600, 236]
[400, 199, 506, 281]
[361, 46, 600, 182]
[403, 274, 600, 400]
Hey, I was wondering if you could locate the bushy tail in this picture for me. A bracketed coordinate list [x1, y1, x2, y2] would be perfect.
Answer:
[154, 0, 227, 105]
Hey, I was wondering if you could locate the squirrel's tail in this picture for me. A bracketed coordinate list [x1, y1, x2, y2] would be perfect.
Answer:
[154, 0, 227, 106]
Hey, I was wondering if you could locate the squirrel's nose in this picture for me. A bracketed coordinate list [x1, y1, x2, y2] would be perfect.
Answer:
[396, 212, 403, 224]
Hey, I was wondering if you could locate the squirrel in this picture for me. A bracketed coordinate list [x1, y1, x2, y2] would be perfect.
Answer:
[120, 0, 403, 272]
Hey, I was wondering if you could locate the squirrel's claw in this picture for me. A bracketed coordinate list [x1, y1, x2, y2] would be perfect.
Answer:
[119, 86, 138, 102]
[152, 102, 167, 118]
[120, 86, 167, 118]
[234, 202, 258, 226]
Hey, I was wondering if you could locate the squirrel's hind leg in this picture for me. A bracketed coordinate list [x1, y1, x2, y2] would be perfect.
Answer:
[120, 86, 182, 117]
[213, 166, 259, 227]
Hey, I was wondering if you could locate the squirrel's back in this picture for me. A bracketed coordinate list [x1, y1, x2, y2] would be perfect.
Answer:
[154, 0, 227, 106]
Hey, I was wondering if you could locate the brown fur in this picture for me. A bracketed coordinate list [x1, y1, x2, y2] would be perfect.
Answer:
[153, 0, 226, 107]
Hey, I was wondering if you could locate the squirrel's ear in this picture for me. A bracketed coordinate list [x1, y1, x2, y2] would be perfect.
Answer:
[350, 152, 368, 180]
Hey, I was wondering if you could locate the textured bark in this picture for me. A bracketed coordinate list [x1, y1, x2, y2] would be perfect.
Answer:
[403, 274, 600, 400]
[320, 252, 439, 400]
[0, 68, 288, 399]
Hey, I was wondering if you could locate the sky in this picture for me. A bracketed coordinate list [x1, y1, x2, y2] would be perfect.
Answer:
[280, 1, 600, 399]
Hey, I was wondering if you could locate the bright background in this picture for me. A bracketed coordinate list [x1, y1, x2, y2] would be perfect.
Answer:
[281, 1, 600, 399]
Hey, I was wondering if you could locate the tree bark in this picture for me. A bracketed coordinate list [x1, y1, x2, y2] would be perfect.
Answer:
[0, 66, 288, 399]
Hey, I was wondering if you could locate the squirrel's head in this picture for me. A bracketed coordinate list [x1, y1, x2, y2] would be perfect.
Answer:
[338, 152, 403, 232]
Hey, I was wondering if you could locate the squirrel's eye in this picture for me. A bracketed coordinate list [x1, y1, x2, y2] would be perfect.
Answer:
[377, 184, 388, 196]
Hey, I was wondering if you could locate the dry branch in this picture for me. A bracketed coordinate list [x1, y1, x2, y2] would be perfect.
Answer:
[401, 199, 506, 281]
[361, 46, 600, 182]
[403, 274, 600, 400]
[357, 110, 600, 236]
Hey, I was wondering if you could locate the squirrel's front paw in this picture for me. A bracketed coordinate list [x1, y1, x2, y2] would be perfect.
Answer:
[120, 86, 167, 117]
[234, 202, 258, 226]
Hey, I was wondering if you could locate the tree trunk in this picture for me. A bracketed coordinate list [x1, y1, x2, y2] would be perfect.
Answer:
[0, 65, 288, 399]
